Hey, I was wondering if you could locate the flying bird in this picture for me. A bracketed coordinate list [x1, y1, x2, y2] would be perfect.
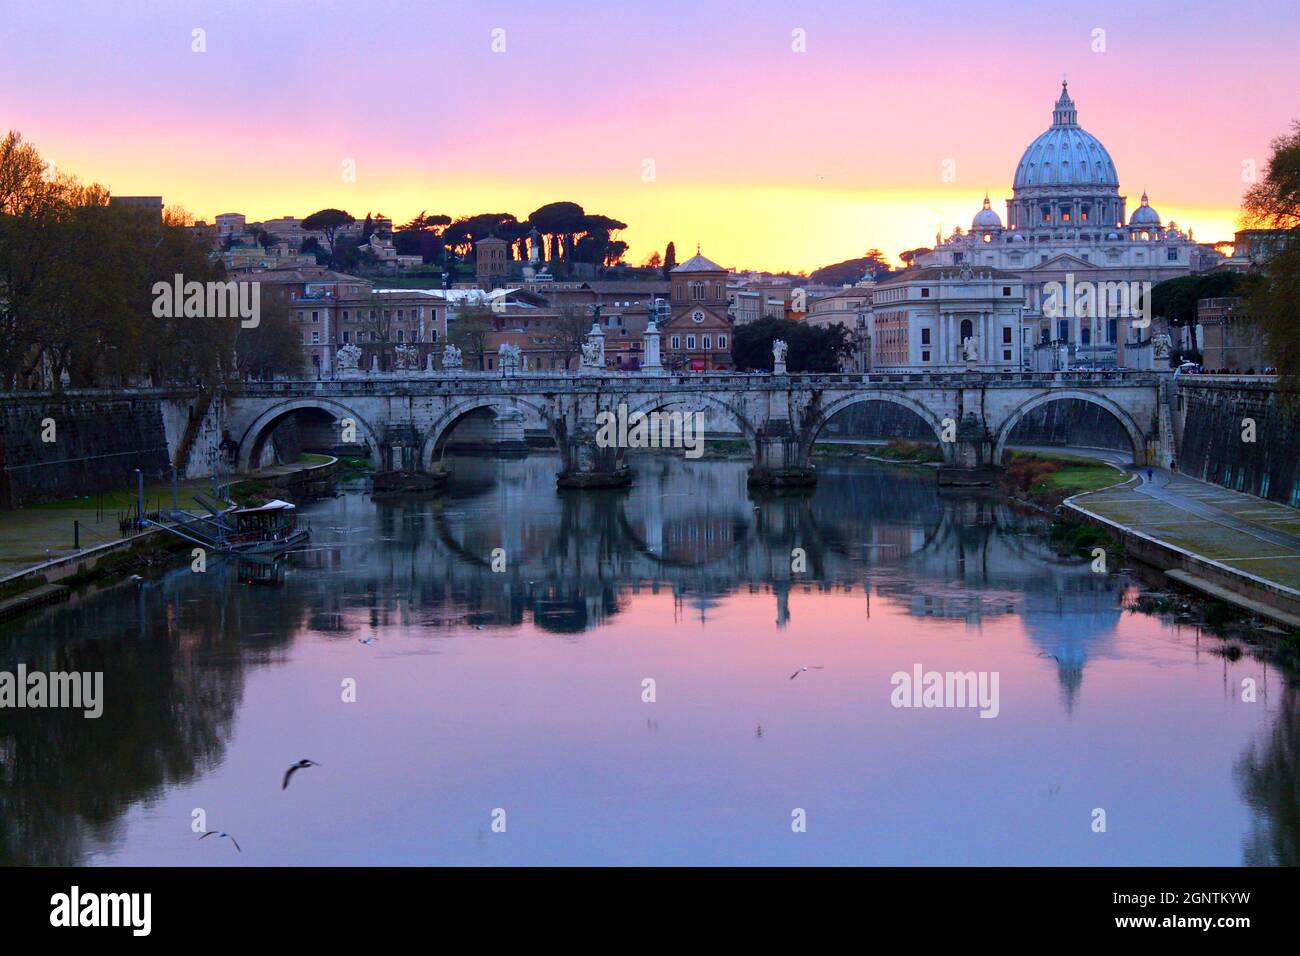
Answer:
[282, 759, 320, 790]
[199, 831, 242, 852]
[789, 666, 824, 680]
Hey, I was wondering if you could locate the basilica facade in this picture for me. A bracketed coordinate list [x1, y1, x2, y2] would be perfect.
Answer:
[900, 82, 1221, 371]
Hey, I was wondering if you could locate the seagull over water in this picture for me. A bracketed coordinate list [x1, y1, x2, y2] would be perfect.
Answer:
[282, 759, 321, 790]
[789, 666, 824, 680]
[199, 831, 242, 852]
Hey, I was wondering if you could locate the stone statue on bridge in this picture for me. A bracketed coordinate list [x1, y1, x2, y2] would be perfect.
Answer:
[498, 342, 521, 375]
[335, 344, 362, 372]
[442, 343, 463, 371]
[962, 335, 980, 365]
[581, 323, 606, 373]
[772, 339, 788, 374]
[394, 344, 419, 371]
[1153, 332, 1172, 361]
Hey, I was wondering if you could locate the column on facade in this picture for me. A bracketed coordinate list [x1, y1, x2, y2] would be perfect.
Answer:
[323, 305, 333, 376]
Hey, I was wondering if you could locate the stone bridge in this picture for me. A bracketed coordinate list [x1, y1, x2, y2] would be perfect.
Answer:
[222, 369, 1170, 488]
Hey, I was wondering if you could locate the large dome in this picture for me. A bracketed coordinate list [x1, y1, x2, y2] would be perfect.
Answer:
[1012, 82, 1119, 190]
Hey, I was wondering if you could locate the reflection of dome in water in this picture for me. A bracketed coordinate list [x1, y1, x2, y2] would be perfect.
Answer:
[1020, 584, 1122, 712]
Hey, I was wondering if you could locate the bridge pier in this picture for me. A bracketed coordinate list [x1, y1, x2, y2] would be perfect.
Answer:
[556, 428, 631, 489]
[376, 424, 448, 494]
[937, 413, 997, 486]
[749, 421, 817, 489]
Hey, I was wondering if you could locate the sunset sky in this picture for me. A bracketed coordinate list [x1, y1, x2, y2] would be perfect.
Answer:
[4, 0, 1297, 272]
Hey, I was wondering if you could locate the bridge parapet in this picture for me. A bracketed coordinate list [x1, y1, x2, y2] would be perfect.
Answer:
[230, 369, 1167, 400]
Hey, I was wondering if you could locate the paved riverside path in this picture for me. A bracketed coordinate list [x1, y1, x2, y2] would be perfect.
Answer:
[1068, 461, 1300, 592]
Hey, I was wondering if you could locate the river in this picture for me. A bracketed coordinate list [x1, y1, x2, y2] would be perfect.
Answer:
[1, 454, 1295, 865]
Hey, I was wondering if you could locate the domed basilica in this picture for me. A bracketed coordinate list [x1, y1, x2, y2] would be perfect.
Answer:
[903, 82, 1222, 371]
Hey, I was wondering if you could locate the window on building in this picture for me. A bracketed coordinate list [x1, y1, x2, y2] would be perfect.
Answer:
[690, 281, 705, 300]
[718, 335, 727, 349]
[921, 350, 930, 362]
[311, 331, 320, 344]
[1002, 327, 1012, 344]
[342, 331, 350, 344]
[312, 312, 318, 322]
[687, 335, 696, 349]
[920, 288, 930, 298]
[1107, 319, 1117, 343]
[396, 330, 404, 342]
[1003, 349, 1012, 361]
[960, 318, 973, 340]
[703, 335, 712, 350]
[1002, 286, 1011, 296]
[921, 328, 931, 345]
[671, 336, 680, 349]
[1167, 249, 1178, 261]
[1058, 320, 1069, 341]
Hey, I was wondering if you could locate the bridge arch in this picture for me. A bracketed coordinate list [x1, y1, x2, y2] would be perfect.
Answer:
[992, 389, 1147, 465]
[799, 391, 953, 463]
[419, 396, 556, 470]
[237, 398, 381, 471]
[622, 391, 760, 455]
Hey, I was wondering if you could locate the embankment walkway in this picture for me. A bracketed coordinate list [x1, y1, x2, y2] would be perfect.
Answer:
[1068, 465, 1300, 627]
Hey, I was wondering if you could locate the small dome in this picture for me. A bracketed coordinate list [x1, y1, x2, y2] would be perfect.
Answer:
[972, 195, 1003, 230]
[1129, 192, 1160, 226]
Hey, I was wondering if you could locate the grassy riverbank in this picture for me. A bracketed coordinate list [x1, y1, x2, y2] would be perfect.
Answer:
[1000, 450, 1127, 507]
[809, 438, 944, 464]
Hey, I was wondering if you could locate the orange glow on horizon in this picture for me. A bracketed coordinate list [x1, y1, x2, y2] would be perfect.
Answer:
[57, 148, 1247, 275]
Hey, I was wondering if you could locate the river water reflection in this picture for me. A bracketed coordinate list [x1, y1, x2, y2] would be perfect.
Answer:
[1, 454, 1296, 865]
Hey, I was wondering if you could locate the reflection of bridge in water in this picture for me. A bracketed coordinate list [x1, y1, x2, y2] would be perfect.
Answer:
[294, 454, 1120, 706]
